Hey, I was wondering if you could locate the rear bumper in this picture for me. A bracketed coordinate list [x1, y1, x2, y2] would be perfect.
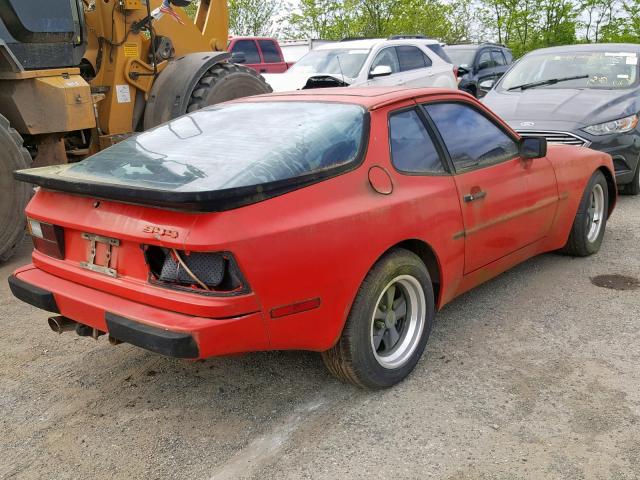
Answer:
[9, 266, 270, 359]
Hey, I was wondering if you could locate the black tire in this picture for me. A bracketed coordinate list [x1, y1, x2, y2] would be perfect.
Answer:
[0, 115, 31, 262]
[322, 249, 435, 389]
[186, 63, 272, 113]
[621, 160, 640, 196]
[560, 170, 609, 257]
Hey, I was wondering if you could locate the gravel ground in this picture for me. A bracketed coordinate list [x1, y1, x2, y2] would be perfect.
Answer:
[1, 195, 639, 480]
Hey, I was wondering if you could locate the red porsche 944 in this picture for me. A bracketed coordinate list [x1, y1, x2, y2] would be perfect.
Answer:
[9, 88, 615, 388]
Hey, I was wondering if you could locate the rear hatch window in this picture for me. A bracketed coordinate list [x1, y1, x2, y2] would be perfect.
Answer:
[15, 101, 368, 211]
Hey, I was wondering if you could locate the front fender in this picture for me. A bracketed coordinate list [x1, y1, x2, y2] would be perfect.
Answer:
[143, 51, 231, 129]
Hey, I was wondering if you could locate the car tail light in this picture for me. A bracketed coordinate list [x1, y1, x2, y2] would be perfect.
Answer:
[144, 246, 248, 295]
[27, 218, 65, 259]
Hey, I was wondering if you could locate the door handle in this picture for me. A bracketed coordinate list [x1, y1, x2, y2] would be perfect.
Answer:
[463, 190, 487, 202]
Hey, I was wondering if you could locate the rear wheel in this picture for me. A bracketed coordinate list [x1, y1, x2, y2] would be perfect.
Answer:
[0, 115, 31, 262]
[322, 249, 435, 389]
[560, 170, 609, 257]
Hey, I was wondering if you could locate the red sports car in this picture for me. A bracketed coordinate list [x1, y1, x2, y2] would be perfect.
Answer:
[9, 88, 615, 388]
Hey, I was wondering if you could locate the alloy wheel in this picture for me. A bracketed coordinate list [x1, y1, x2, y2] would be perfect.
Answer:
[586, 183, 605, 243]
[370, 275, 426, 369]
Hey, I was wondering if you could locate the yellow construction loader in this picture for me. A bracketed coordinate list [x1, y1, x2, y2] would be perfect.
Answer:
[0, 0, 270, 260]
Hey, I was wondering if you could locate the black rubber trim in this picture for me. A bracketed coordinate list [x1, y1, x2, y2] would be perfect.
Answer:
[8, 275, 59, 313]
[105, 312, 199, 359]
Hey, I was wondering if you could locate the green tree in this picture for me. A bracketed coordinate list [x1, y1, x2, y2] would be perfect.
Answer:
[287, 0, 355, 39]
[600, 0, 640, 42]
[288, 0, 474, 42]
[479, 0, 578, 57]
[228, 0, 285, 36]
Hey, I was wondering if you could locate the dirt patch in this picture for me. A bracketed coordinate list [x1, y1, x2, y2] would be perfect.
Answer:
[591, 274, 640, 291]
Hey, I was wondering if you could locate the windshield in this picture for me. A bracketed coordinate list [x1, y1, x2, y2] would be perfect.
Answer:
[288, 48, 370, 78]
[499, 50, 639, 91]
[443, 48, 476, 66]
[62, 102, 366, 192]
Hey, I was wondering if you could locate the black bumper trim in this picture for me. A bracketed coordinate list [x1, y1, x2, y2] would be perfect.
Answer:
[105, 312, 199, 359]
[8, 275, 60, 313]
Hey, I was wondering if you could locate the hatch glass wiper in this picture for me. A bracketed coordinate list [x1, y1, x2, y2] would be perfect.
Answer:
[507, 74, 589, 91]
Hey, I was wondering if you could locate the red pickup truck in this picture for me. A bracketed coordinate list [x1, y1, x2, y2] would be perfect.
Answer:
[228, 37, 290, 74]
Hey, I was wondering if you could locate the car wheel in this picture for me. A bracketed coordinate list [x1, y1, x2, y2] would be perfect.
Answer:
[621, 160, 640, 196]
[560, 170, 609, 257]
[321, 248, 435, 389]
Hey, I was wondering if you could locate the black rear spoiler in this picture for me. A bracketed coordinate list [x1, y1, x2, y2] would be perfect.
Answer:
[14, 163, 348, 213]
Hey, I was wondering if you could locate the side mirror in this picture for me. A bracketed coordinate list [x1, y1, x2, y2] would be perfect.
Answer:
[369, 65, 393, 78]
[231, 52, 246, 64]
[457, 64, 470, 76]
[519, 136, 547, 160]
[478, 60, 490, 71]
[478, 79, 495, 97]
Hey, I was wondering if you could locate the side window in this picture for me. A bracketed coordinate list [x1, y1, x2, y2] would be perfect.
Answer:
[503, 49, 513, 64]
[425, 43, 451, 63]
[396, 46, 429, 71]
[389, 109, 445, 174]
[258, 40, 281, 63]
[491, 49, 506, 66]
[371, 47, 400, 74]
[424, 103, 518, 170]
[477, 50, 493, 70]
[231, 40, 261, 64]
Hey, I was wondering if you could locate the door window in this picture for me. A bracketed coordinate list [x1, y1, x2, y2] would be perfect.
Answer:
[258, 40, 281, 63]
[231, 40, 261, 64]
[423, 103, 518, 170]
[396, 46, 431, 71]
[476, 50, 493, 70]
[491, 49, 507, 66]
[389, 109, 445, 174]
[371, 47, 400, 74]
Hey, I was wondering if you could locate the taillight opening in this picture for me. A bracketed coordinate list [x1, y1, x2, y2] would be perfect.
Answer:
[27, 218, 65, 259]
[144, 246, 249, 296]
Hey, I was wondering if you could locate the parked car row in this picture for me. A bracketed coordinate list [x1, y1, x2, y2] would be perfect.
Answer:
[232, 36, 639, 195]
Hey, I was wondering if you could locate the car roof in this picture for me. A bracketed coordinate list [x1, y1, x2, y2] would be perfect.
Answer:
[316, 38, 440, 50]
[526, 43, 640, 55]
[229, 36, 277, 41]
[234, 87, 465, 110]
[445, 43, 507, 50]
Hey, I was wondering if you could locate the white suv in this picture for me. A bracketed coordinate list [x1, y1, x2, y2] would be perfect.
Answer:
[264, 37, 457, 92]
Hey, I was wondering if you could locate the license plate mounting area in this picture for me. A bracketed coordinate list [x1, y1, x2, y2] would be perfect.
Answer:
[79, 233, 120, 278]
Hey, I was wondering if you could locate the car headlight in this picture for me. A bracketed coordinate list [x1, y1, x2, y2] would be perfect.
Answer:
[583, 114, 639, 136]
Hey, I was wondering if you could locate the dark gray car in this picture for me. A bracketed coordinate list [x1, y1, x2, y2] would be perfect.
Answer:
[444, 43, 513, 98]
[483, 43, 640, 195]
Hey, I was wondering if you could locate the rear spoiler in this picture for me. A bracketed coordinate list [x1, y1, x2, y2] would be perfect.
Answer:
[14, 163, 351, 213]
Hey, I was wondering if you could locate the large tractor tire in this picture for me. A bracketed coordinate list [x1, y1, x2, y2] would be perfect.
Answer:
[186, 63, 272, 113]
[0, 114, 31, 262]
[144, 52, 272, 129]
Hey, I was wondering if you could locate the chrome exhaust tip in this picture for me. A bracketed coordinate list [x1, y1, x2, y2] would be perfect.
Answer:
[47, 316, 77, 334]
